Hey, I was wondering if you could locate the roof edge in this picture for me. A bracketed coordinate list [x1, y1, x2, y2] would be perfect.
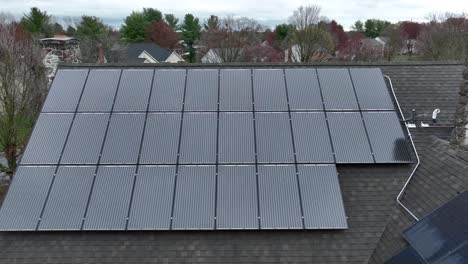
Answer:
[59, 60, 464, 69]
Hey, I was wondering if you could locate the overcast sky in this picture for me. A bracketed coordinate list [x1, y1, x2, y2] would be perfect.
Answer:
[2, 0, 467, 29]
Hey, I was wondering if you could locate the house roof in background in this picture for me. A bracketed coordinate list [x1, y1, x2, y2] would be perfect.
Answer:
[112, 42, 173, 63]
[0, 61, 465, 264]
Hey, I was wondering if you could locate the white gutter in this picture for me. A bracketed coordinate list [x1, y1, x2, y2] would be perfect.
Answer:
[384, 75, 420, 221]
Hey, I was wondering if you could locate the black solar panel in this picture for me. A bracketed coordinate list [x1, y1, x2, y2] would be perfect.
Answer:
[184, 69, 218, 111]
[0, 166, 55, 230]
[0, 66, 412, 231]
[218, 112, 255, 163]
[100, 113, 146, 164]
[20, 113, 74, 164]
[179, 112, 217, 164]
[258, 165, 303, 229]
[253, 69, 288, 111]
[61, 113, 109, 164]
[113, 69, 153, 111]
[291, 112, 334, 163]
[172, 165, 216, 229]
[83, 166, 135, 230]
[327, 112, 374, 163]
[39, 166, 96, 230]
[350, 68, 395, 110]
[285, 68, 323, 110]
[317, 68, 359, 111]
[216, 165, 258, 229]
[255, 112, 294, 163]
[363, 111, 412, 162]
[402, 190, 468, 264]
[220, 69, 253, 111]
[127, 166, 176, 230]
[140, 113, 181, 164]
[149, 69, 185, 111]
[42, 69, 88, 112]
[78, 69, 121, 112]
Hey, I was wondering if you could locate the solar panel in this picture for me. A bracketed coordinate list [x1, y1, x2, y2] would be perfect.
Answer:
[0, 166, 55, 230]
[78, 69, 121, 112]
[184, 69, 218, 111]
[149, 69, 186, 111]
[127, 166, 176, 230]
[216, 165, 258, 229]
[403, 190, 468, 264]
[350, 68, 394, 110]
[113, 69, 153, 111]
[220, 69, 253, 111]
[363, 111, 412, 163]
[20, 113, 74, 165]
[255, 112, 294, 163]
[386, 246, 425, 264]
[253, 69, 288, 111]
[179, 112, 217, 164]
[327, 112, 374, 163]
[0, 66, 411, 231]
[291, 112, 334, 163]
[285, 69, 323, 110]
[100, 113, 146, 164]
[297, 165, 347, 229]
[258, 165, 303, 229]
[140, 113, 181, 164]
[39, 166, 95, 230]
[172, 166, 216, 229]
[61, 113, 109, 164]
[83, 166, 135, 230]
[42, 69, 88, 112]
[317, 68, 359, 111]
[218, 112, 255, 163]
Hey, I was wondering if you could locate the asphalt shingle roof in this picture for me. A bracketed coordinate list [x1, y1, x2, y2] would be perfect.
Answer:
[369, 134, 468, 263]
[0, 61, 466, 264]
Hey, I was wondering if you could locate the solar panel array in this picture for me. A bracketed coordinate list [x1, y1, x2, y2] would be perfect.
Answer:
[0, 67, 411, 231]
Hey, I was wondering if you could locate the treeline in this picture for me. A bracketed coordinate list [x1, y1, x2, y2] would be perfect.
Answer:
[1, 6, 467, 63]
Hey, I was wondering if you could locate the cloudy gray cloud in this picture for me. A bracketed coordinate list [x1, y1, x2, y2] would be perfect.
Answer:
[1, 0, 467, 29]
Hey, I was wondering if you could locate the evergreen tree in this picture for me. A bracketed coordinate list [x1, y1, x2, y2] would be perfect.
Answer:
[20, 7, 51, 36]
[181, 14, 201, 62]
[121, 11, 147, 42]
[164, 14, 179, 30]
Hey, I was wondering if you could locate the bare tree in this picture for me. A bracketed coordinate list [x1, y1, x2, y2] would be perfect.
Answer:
[286, 5, 334, 62]
[417, 13, 467, 60]
[288, 5, 321, 31]
[199, 16, 264, 62]
[0, 22, 47, 176]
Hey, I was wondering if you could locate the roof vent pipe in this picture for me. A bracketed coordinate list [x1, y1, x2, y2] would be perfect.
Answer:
[432, 109, 440, 123]
[384, 75, 420, 221]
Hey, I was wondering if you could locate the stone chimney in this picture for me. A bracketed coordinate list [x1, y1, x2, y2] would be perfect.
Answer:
[453, 36, 468, 148]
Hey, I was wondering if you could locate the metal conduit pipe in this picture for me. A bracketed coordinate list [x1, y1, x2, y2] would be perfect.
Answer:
[384, 75, 420, 221]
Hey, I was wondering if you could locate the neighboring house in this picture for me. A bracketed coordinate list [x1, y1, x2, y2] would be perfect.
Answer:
[109, 42, 185, 64]
[201, 48, 224, 63]
[284, 44, 332, 62]
[0, 61, 466, 264]
[375, 36, 389, 47]
[201, 48, 244, 63]
[400, 39, 418, 55]
[284, 44, 301, 62]
[39, 35, 81, 82]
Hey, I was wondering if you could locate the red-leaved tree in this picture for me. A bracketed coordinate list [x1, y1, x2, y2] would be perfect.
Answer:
[400, 21, 422, 39]
[145, 20, 180, 49]
[322, 20, 348, 51]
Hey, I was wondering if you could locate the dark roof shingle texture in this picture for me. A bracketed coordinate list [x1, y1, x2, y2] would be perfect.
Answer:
[0, 61, 466, 264]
